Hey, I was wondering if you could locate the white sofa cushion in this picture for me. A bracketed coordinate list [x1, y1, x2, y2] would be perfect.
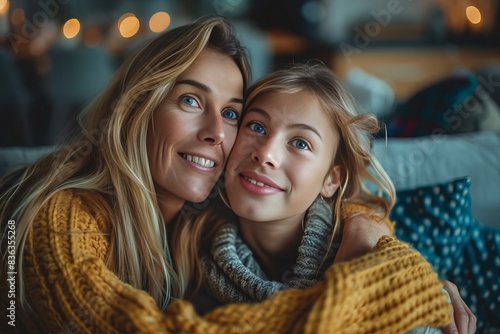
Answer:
[373, 131, 500, 229]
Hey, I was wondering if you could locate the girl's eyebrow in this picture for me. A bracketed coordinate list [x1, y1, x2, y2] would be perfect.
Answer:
[246, 107, 322, 140]
[176, 79, 243, 104]
[246, 107, 271, 119]
[290, 123, 322, 141]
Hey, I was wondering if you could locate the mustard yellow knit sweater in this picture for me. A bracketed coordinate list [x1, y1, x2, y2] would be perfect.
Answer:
[0, 190, 451, 333]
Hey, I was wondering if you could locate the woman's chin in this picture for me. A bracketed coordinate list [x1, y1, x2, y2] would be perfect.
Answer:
[185, 188, 213, 204]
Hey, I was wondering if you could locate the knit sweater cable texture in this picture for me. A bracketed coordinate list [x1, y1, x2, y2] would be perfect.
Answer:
[0, 190, 451, 333]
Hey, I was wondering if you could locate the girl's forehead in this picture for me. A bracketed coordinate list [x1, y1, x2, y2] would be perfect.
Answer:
[245, 91, 333, 130]
[248, 90, 322, 116]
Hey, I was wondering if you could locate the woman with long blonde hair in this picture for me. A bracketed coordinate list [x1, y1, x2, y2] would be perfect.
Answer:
[0, 15, 251, 332]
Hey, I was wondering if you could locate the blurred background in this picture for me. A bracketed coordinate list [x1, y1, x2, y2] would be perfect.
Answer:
[1, 0, 499, 146]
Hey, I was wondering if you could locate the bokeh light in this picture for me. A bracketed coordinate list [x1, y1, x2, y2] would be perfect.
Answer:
[63, 18, 81, 39]
[118, 13, 140, 38]
[149, 11, 170, 33]
[0, 0, 9, 15]
[466, 6, 482, 25]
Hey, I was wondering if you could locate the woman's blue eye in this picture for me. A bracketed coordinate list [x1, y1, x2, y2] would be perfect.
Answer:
[222, 109, 239, 120]
[249, 122, 266, 134]
[181, 96, 199, 107]
[291, 139, 310, 150]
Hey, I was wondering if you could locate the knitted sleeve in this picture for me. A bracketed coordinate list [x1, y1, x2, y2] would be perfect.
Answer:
[19, 189, 172, 333]
[165, 236, 451, 334]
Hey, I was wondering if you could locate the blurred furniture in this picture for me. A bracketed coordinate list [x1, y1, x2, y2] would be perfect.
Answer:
[0, 49, 33, 146]
[373, 131, 500, 333]
[1, 132, 498, 227]
[373, 131, 500, 229]
[332, 46, 500, 101]
[0, 146, 53, 176]
[234, 21, 273, 82]
[45, 45, 116, 144]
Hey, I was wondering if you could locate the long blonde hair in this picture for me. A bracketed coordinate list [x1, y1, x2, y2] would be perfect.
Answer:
[0, 15, 250, 309]
[179, 62, 396, 294]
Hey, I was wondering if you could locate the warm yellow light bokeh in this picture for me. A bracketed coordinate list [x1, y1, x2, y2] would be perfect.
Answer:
[0, 0, 10, 15]
[466, 6, 482, 24]
[118, 13, 140, 38]
[149, 11, 170, 33]
[63, 18, 81, 39]
[117, 13, 133, 27]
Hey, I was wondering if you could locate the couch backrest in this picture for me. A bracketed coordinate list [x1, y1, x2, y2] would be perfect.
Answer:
[373, 131, 500, 229]
[0, 147, 53, 178]
[2, 132, 499, 229]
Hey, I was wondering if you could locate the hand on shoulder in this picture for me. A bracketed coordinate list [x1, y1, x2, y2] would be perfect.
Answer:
[334, 213, 392, 263]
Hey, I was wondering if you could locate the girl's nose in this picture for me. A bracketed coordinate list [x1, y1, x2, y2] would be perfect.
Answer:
[251, 138, 281, 168]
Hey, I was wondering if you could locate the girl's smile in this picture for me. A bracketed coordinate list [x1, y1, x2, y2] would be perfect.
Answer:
[238, 171, 284, 195]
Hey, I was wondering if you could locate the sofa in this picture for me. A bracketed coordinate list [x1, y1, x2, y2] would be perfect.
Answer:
[1, 132, 498, 228]
[2, 133, 498, 228]
[373, 131, 500, 230]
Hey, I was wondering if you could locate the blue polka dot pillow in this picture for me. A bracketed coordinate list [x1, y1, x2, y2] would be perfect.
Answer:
[391, 177, 500, 332]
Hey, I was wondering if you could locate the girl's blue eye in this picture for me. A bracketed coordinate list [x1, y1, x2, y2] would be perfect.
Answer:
[291, 139, 310, 150]
[249, 122, 266, 134]
[222, 109, 239, 120]
[181, 96, 199, 108]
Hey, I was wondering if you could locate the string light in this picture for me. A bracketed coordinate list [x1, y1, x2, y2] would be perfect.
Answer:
[63, 18, 81, 39]
[149, 11, 170, 33]
[0, 0, 9, 15]
[466, 6, 482, 25]
[118, 13, 140, 38]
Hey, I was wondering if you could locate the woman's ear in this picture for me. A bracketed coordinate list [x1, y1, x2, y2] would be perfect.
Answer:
[320, 165, 342, 198]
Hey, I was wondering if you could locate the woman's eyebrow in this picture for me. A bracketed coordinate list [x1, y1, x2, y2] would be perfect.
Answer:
[176, 79, 243, 104]
[176, 79, 211, 92]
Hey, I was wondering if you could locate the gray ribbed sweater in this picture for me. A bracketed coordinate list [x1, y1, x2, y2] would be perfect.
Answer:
[200, 197, 338, 304]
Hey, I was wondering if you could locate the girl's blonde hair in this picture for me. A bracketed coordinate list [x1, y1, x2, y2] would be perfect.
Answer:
[0, 15, 250, 309]
[243, 62, 395, 229]
[179, 62, 396, 294]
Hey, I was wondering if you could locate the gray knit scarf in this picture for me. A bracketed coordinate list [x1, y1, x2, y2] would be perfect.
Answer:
[201, 197, 338, 304]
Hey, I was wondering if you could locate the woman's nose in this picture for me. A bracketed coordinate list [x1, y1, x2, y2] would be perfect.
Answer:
[198, 110, 225, 145]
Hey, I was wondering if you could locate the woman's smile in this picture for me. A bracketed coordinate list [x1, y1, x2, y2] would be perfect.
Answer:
[180, 153, 217, 169]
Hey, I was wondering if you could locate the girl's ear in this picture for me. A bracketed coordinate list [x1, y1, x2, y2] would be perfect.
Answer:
[320, 165, 342, 198]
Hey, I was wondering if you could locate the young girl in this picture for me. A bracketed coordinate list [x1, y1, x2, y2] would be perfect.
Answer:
[194, 61, 396, 299]
[186, 63, 458, 332]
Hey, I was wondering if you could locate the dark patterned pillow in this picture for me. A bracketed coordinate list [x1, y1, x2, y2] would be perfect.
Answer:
[384, 70, 479, 137]
[391, 177, 500, 332]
